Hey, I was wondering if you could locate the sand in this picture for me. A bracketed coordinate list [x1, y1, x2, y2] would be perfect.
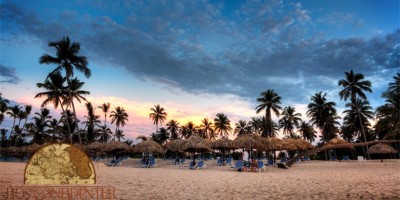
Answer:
[1, 159, 399, 200]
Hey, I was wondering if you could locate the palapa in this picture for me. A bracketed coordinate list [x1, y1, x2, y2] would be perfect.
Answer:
[165, 139, 185, 152]
[323, 138, 351, 149]
[233, 133, 272, 150]
[211, 137, 237, 150]
[180, 135, 211, 153]
[295, 139, 315, 150]
[368, 143, 397, 154]
[86, 141, 105, 150]
[135, 139, 164, 154]
[26, 143, 42, 153]
[103, 141, 131, 152]
[281, 138, 299, 151]
[267, 137, 285, 150]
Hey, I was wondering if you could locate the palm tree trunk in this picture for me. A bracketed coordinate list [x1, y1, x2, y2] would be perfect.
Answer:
[357, 109, 370, 160]
[59, 99, 72, 143]
[67, 78, 82, 145]
[7, 117, 17, 147]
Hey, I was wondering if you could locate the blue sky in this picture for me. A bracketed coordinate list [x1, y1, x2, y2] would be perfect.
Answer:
[1, 0, 399, 141]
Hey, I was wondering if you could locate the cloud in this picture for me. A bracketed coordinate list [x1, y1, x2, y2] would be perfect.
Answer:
[1, 1, 399, 109]
[0, 64, 21, 84]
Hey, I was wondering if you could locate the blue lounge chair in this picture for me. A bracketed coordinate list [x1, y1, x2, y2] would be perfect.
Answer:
[197, 160, 206, 170]
[257, 160, 265, 172]
[188, 161, 195, 170]
[232, 160, 243, 170]
[280, 157, 287, 163]
[217, 158, 223, 166]
[342, 155, 350, 161]
[225, 157, 233, 166]
[267, 159, 274, 166]
[148, 159, 157, 168]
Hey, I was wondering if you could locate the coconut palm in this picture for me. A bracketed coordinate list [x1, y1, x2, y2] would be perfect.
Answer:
[0, 93, 9, 126]
[338, 70, 372, 148]
[99, 102, 111, 126]
[234, 120, 250, 136]
[214, 113, 232, 138]
[298, 121, 317, 143]
[1, 129, 7, 147]
[149, 104, 167, 133]
[96, 125, 112, 144]
[279, 106, 302, 136]
[35, 71, 72, 142]
[343, 99, 374, 141]
[255, 89, 282, 136]
[199, 118, 214, 139]
[39, 37, 91, 145]
[6, 105, 21, 143]
[114, 130, 125, 142]
[155, 127, 169, 144]
[26, 108, 52, 144]
[20, 105, 32, 136]
[110, 106, 129, 140]
[83, 102, 101, 143]
[48, 118, 63, 142]
[166, 119, 180, 140]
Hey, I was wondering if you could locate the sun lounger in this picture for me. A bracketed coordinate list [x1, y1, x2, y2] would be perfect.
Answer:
[267, 159, 274, 166]
[231, 160, 243, 171]
[342, 155, 350, 161]
[196, 160, 206, 170]
[257, 160, 265, 172]
[280, 157, 287, 163]
[216, 158, 223, 166]
[225, 157, 233, 166]
[148, 159, 157, 168]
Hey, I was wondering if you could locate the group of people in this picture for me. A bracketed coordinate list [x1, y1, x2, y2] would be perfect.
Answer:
[239, 151, 258, 172]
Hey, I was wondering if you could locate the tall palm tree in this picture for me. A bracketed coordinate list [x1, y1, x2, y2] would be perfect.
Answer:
[83, 102, 101, 143]
[39, 36, 91, 145]
[35, 71, 72, 142]
[99, 102, 111, 126]
[110, 106, 129, 140]
[234, 120, 250, 136]
[338, 70, 372, 146]
[0, 93, 9, 126]
[279, 106, 302, 136]
[156, 127, 169, 144]
[20, 105, 32, 136]
[343, 99, 374, 141]
[1, 129, 7, 147]
[6, 105, 21, 143]
[255, 89, 282, 136]
[249, 117, 261, 135]
[199, 118, 214, 139]
[298, 121, 317, 143]
[48, 118, 62, 142]
[66, 77, 90, 144]
[26, 108, 52, 144]
[307, 92, 337, 142]
[149, 104, 167, 133]
[166, 119, 180, 140]
[214, 113, 232, 138]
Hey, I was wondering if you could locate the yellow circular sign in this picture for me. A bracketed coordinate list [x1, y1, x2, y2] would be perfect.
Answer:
[24, 143, 96, 184]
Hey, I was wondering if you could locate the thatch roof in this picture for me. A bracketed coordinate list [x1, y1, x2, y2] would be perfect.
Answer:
[165, 139, 185, 152]
[135, 140, 164, 154]
[323, 138, 351, 149]
[26, 143, 42, 153]
[180, 135, 211, 153]
[211, 137, 237, 150]
[266, 137, 284, 150]
[295, 139, 315, 150]
[233, 133, 272, 150]
[368, 143, 397, 154]
[102, 141, 131, 152]
[86, 141, 105, 150]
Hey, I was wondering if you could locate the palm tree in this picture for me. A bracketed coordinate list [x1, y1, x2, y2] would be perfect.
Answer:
[83, 102, 101, 143]
[157, 127, 169, 144]
[1, 129, 7, 147]
[199, 118, 214, 139]
[214, 113, 232, 138]
[114, 130, 125, 142]
[20, 105, 32, 136]
[26, 108, 52, 144]
[279, 106, 302, 136]
[298, 121, 317, 143]
[6, 105, 21, 143]
[110, 106, 129, 140]
[35, 71, 72, 142]
[343, 99, 374, 141]
[39, 36, 91, 145]
[255, 89, 282, 136]
[149, 104, 167, 133]
[249, 117, 261, 135]
[166, 119, 180, 140]
[48, 118, 63, 142]
[307, 92, 337, 142]
[0, 93, 9, 126]
[99, 102, 111, 126]
[95, 125, 112, 144]
[338, 70, 372, 145]
[234, 120, 250, 136]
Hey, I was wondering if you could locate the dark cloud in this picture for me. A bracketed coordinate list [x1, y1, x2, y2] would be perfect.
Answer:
[1, 1, 399, 106]
[0, 64, 21, 84]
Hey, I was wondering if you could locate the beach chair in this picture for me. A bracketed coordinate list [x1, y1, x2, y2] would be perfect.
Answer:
[267, 159, 274, 166]
[303, 156, 310, 161]
[257, 160, 265, 172]
[188, 161, 195, 170]
[231, 160, 243, 171]
[280, 157, 287, 163]
[225, 157, 233, 166]
[113, 159, 122, 167]
[196, 160, 206, 170]
[148, 159, 157, 168]
[329, 155, 337, 161]
[342, 155, 350, 161]
[216, 158, 223, 166]
[357, 156, 366, 163]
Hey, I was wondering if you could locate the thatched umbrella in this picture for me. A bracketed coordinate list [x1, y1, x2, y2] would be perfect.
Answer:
[135, 140, 164, 154]
[180, 135, 211, 165]
[26, 143, 42, 153]
[165, 139, 185, 152]
[281, 138, 299, 151]
[295, 139, 315, 150]
[323, 138, 350, 148]
[103, 141, 131, 160]
[86, 141, 105, 156]
[233, 133, 272, 161]
[266, 137, 285, 166]
[211, 137, 237, 165]
[368, 143, 398, 162]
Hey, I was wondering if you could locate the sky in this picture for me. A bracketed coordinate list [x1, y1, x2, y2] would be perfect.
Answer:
[0, 0, 399, 142]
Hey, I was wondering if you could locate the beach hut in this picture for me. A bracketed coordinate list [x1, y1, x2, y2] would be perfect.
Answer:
[367, 143, 398, 162]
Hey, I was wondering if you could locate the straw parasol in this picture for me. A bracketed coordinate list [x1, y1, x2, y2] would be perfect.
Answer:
[180, 135, 211, 165]
[103, 141, 131, 152]
[281, 138, 299, 151]
[323, 138, 351, 148]
[368, 143, 397, 162]
[135, 140, 164, 154]
[165, 139, 185, 152]
[26, 143, 42, 153]
[211, 137, 237, 165]
[267, 137, 285, 151]
[233, 133, 272, 160]
[295, 139, 315, 150]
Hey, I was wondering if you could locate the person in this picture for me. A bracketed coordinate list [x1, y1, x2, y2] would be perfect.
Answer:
[250, 158, 257, 172]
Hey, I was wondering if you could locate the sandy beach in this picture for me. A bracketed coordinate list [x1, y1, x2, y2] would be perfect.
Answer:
[1, 159, 399, 200]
